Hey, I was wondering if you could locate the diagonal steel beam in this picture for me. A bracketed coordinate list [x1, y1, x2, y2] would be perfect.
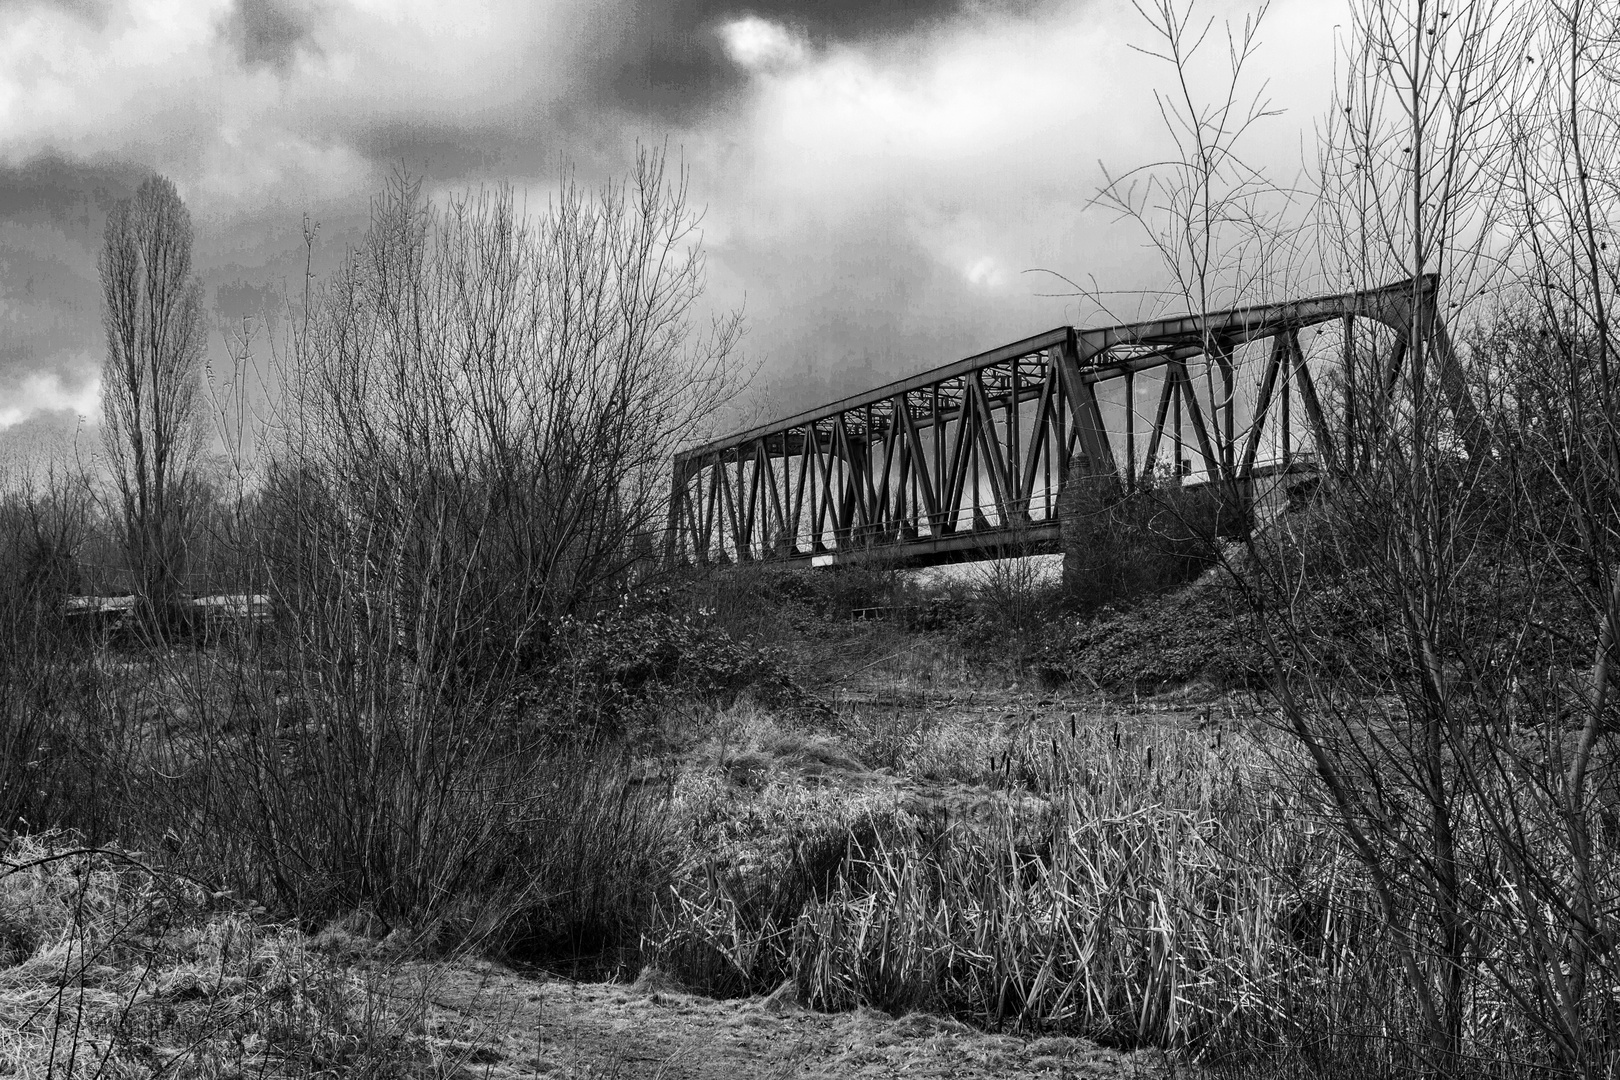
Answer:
[1055, 330, 1118, 480]
[970, 371, 1019, 524]
[1291, 334, 1339, 475]
[1140, 371, 1176, 481]
[1239, 332, 1288, 479]
[1168, 360, 1220, 478]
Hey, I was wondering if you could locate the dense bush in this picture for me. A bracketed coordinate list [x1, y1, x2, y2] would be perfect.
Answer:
[512, 594, 822, 743]
[0, 466, 96, 836]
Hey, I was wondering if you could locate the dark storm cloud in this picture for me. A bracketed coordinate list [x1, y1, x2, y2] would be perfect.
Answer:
[708, 196, 1053, 431]
[0, 248, 97, 386]
[213, 280, 288, 334]
[0, 157, 151, 387]
[593, 0, 1032, 120]
[223, 0, 321, 72]
[353, 121, 514, 178]
[0, 155, 145, 241]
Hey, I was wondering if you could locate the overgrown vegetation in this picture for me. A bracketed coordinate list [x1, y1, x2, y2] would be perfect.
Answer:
[0, 832, 466, 1079]
[9, 1, 1620, 1077]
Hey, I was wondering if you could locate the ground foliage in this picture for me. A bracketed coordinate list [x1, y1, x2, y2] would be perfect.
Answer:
[0, 832, 460, 1080]
[1035, 575, 1265, 689]
[515, 591, 828, 743]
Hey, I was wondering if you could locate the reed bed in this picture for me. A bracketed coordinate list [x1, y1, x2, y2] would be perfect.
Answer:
[650, 707, 1402, 1062]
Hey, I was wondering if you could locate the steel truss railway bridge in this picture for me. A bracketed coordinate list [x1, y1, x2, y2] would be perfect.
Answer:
[663, 276, 1481, 571]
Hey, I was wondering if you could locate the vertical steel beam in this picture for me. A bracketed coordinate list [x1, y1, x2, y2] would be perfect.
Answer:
[741, 442, 760, 556]
[1281, 344, 1292, 465]
[1018, 367, 1057, 511]
[1124, 369, 1136, 492]
[931, 384, 944, 529]
[702, 454, 722, 562]
[943, 388, 976, 532]
[764, 438, 786, 553]
[790, 429, 812, 552]
[1342, 313, 1357, 468]
[874, 402, 901, 536]
[892, 406, 911, 537]
[968, 400, 982, 530]
[861, 405, 881, 531]
[970, 372, 1018, 525]
[663, 461, 687, 565]
[1053, 349, 1069, 486]
[1009, 359, 1023, 510]
[811, 426, 835, 550]
[899, 395, 942, 529]
[832, 414, 864, 540]
[1210, 339, 1236, 470]
[1173, 370, 1184, 476]
[722, 453, 746, 560]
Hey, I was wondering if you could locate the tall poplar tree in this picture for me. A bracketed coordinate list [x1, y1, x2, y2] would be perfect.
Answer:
[99, 175, 204, 623]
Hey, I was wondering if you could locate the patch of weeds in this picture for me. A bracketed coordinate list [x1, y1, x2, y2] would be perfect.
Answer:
[652, 771, 913, 997]
[0, 831, 461, 1079]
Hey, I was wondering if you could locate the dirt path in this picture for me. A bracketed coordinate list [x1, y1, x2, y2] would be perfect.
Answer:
[410, 961, 1178, 1080]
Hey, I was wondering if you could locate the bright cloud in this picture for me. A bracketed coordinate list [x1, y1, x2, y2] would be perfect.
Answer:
[0, 0, 1347, 436]
[0, 371, 100, 430]
[964, 255, 1007, 289]
[0, 0, 580, 217]
[719, 16, 809, 73]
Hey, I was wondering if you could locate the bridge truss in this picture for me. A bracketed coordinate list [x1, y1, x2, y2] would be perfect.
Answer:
[665, 276, 1477, 568]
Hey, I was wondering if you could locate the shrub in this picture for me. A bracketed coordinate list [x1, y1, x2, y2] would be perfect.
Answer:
[0, 460, 95, 836]
[519, 594, 818, 743]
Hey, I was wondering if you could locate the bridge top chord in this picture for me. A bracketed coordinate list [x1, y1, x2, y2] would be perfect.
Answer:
[675, 276, 1437, 465]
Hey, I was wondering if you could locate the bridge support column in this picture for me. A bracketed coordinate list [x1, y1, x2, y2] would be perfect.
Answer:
[1058, 472, 1259, 604]
[1057, 473, 1116, 604]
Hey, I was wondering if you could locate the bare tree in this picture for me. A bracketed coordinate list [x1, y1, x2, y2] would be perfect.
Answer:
[1087, 0, 1301, 475]
[99, 174, 206, 623]
[1092, 0, 1293, 320]
[0, 438, 95, 833]
[1248, 2, 1620, 1074]
[1456, 2, 1620, 1070]
[214, 149, 744, 917]
[1080, 1, 1620, 1073]
[1261, 1, 1521, 1071]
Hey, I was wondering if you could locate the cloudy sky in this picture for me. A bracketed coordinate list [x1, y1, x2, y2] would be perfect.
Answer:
[0, 0, 1342, 445]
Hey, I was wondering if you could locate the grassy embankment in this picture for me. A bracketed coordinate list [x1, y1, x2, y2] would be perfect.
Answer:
[2, 532, 1599, 1078]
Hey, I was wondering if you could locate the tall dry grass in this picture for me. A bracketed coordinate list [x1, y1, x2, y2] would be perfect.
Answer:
[649, 706, 1418, 1066]
[0, 832, 471, 1079]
